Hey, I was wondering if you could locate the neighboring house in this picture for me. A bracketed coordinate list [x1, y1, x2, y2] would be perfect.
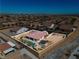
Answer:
[16, 27, 28, 34]
[49, 24, 55, 29]
[0, 41, 15, 54]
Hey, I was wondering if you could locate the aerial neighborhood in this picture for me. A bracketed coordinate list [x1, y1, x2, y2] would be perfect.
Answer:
[0, 14, 79, 59]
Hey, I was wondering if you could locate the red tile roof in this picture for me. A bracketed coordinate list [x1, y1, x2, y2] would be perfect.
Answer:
[0, 43, 11, 52]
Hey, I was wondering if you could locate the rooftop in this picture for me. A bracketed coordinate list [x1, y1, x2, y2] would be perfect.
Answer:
[25, 30, 48, 40]
[0, 43, 11, 52]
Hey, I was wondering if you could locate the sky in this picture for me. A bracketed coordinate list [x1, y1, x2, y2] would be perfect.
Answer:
[0, 0, 79, 14]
